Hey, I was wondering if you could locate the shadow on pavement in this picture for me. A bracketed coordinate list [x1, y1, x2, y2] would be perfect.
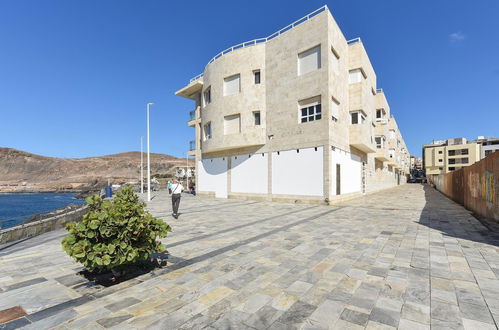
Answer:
[419, 184, 499, 247]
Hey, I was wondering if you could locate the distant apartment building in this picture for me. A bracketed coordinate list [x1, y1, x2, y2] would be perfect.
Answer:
[476, 136, 499, 159]
[410, 156, 423, 171]
[176, 6, 410, 204]
[423, 137, 482, 175]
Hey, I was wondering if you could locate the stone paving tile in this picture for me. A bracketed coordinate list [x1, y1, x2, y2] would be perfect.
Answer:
[1, 185, 499, 329]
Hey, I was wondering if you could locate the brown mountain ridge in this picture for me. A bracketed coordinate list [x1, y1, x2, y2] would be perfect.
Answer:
[0, 148, 193, 192]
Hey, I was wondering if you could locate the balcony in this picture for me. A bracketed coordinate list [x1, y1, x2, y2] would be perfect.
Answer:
[349, 123, 376, 153]
[188, 140, 196, 156]
[375, 147, 390, 162]
[201, 127, 266, 154]
[176, 78, 204, 99]
[188, 106, 200, 127]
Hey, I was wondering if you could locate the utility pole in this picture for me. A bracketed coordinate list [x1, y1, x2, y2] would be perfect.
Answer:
[140, 136, 144, 194]
[186, 153, 189, 190]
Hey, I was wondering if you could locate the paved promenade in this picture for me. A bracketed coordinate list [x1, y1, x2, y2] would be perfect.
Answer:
[1, 184, 499, 329]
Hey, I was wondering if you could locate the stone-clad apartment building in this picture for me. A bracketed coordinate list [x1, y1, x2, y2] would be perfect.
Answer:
[176, 6, 410, 204]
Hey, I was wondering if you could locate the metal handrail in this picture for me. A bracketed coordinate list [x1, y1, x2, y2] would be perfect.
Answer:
[189, 140, 196, 151]
[189, 5, 329, 83]
[347, 37, 361, 45]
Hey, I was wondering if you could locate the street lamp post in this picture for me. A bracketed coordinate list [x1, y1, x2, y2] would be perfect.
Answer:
[140, 136, 144, 194]
[146, 102, 154, 202]
[186, 152, 189, 190]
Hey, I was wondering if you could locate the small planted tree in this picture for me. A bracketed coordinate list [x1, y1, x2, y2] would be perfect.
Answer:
[62, 186, 171, 273]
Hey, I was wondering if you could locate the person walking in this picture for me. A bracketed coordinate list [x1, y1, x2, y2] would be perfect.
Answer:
[171, 179, 184, 219]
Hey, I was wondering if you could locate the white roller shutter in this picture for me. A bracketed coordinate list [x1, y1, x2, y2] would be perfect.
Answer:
[298, 45, 321, 76]
[349, 69, 362, 84]
[224, 74, 240, 96]
[224, 114, 240, 135]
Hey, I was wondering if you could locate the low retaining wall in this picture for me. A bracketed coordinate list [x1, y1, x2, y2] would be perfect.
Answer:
[0, 205, 88, 245]
[430, 151, 498, 221]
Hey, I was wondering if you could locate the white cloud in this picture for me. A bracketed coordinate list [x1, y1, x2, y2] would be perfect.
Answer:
[449, 32, 466, 42]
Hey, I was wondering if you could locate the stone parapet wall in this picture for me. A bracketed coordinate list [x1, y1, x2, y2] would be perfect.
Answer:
[0, 205, 88, 245]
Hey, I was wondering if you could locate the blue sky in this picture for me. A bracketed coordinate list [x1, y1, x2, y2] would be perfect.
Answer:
[0, 0, 497, 158]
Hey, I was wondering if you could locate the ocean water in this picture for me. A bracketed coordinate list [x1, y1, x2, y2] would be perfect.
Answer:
[0, 193, 85, 230]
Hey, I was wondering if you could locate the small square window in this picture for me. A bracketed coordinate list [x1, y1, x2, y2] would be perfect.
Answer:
[254, 111, 261, 126]
[351, 112, 358, 124]
[203, 87, 211, 106]
[254, 70, 261, 84]
[203, 122, 212, 140]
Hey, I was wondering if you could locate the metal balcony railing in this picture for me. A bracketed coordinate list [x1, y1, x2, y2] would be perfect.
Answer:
[346, 37, 361, 45]
[189, 5, 329, 83]
[189, 110, 196, 121]
[189, 140, 196, 151]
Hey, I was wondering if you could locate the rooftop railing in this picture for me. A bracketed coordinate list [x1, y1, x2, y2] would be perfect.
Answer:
[346, 37, 361, 45]
[189, 5, 329, 84]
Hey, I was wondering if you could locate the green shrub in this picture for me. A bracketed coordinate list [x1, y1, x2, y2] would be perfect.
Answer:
[62, 186, 171, 272]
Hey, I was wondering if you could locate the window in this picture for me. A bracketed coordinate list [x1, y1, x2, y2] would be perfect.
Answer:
[350, 111, 366, 125]
[254, 111, 261, 126]
[224, 74, 240, 96]
[461, 149, 469, 155]
[449, 167, 455, 171]
[331, 46, 339, 73]
[461, 157, 469, 164]
[485, 150, 493, 156]
[299, 96, 321, 123]
[224, 114, 241, 135]
[438, 159, 443, 162]
[254, 70, 261, 84]
[449, 159, 456, 164]
[439, 167, 443, 170]
[375, 136, 385, 149]
[448, 150, 456, 156]
[331, 97, 340, 122]
[298, 45, 321, 76]
[203, 87, 211, 106]
[349, 68, 364, 84]
[376, 109, 386, 120]
[203, 122, 212, 140]
[438, 150, 443, 154]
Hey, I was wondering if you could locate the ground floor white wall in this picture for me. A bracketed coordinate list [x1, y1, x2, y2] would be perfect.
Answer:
[330, 148, 362, 196]
[231, 153, 268, 194]
[197, 145, 404, 201]
[198, 158, 227, 198]
[271, 147, 323, 196]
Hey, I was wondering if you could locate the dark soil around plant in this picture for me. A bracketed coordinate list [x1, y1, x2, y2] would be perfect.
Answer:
[78, 254, 168, 287]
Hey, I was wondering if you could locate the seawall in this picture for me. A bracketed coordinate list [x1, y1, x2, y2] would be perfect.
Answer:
[0, 205, 88, 245]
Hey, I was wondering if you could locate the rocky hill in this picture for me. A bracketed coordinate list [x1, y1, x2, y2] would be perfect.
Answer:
[0, 148, 193, 192]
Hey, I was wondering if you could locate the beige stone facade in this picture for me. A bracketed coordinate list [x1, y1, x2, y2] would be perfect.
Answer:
[176, 6, 410, 204]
